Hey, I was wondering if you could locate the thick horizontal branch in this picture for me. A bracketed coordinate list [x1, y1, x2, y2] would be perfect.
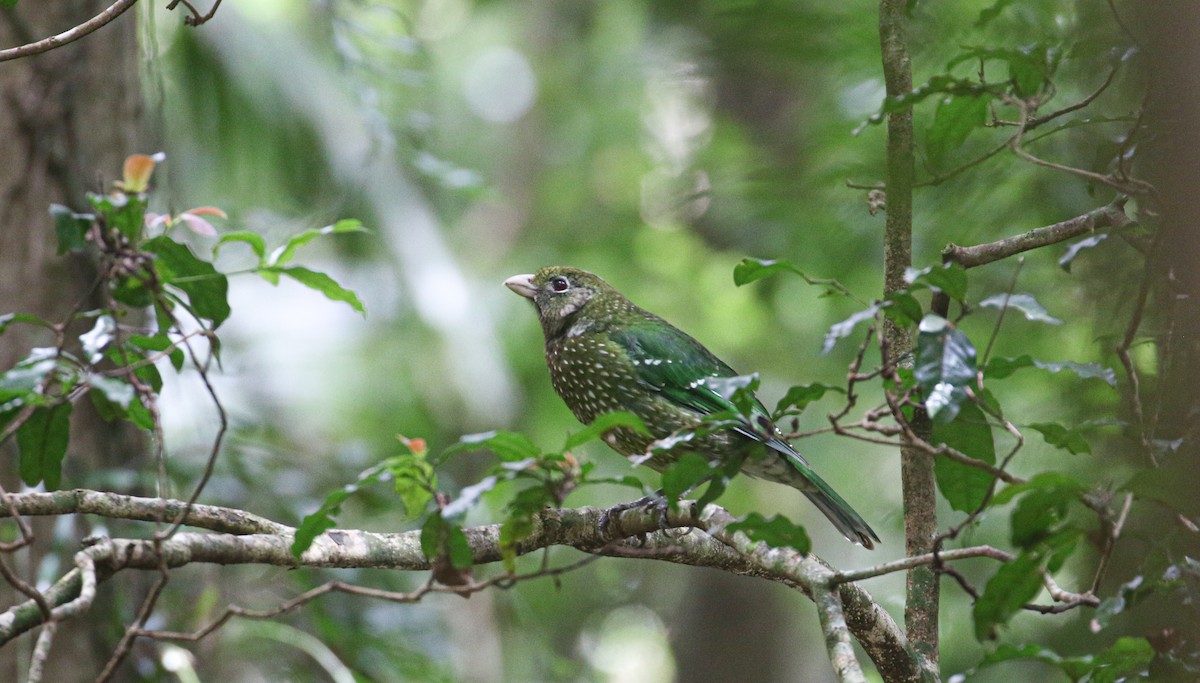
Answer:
[0, 489, 289, 535]
[942, 199, 1132, 269]
[0, 490, 938, 683]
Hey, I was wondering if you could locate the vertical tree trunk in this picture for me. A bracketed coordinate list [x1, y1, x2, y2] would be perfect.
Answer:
[0, 4, 146, 680]
[1139, 3, 1200, 663]
[878, 0, 939, 670]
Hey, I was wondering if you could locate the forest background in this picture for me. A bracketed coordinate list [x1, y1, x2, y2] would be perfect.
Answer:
[0, 0, 1197, 681]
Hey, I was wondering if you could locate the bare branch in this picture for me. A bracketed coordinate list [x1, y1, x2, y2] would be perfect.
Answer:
[0, 0, 140, 63]
[0, 489, 289, 534]
[813, 580, 868, 683]
[942, 199, 1132, 269]
[833, 545, 1012, 583]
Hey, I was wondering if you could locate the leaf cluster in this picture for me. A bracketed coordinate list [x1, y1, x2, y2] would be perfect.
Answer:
[0, 155, 365, 491]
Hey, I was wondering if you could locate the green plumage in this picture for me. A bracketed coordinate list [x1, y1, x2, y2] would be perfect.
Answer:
[505, 266, 879, 549]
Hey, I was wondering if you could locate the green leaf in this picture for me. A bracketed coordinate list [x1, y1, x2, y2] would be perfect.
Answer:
[993, 471, 1087, 506]
[278, 267, 366, 316]
[979, 293, 1062, 325]
[732, 258, 857, 300]
[773, 383, 842, 416]
[419, 513, 444, 560]
[926, 93, 991, 166]
[131, 358, 164, 394]
[1092, 595, 1127, 631]
[87, 192, 146, 241]
[0, 313, 50, 337]
[1007, 44, 1058, 97]
[992, 472, 1086, 549]
[49, 204, 94, 254]
[984, 354, 1116, 386]
[87, 374, 134, 409]
[215, 230, 268, 263]
[1027, 422, 1091, 454]
[977, 637, 1153, 682]
[973, 550, 1046, 640]
[914, 314, 978, 423]
[444, 523, 473, 570]
[661, 453, 717, 502]
[418, 514, 474, 571]
[498, 488, 549, 572]
[563, 411, 649, 452]
[291, 499, 343, 559]
[0, 0, 19, 8]
[947, 45, 1056, 98]
[978, 642, 1063, 668]
[733, 258, 806, 286]
[1010, 489, 1072, 549]
[1123, 461, 1200, 518]
[268, 219, 367, 268]
[822, 303, 880, 355]
[1059, 234, 1107, 272]
[703, 373, 760, 416]
[111, 275, 154, 308]
[291, 452, 425, 558]
[144, 236, 231, 328]
[694, 453, 745, 510]
[125, 394, 155, 430]
[726, 513, 811, 554]
[387, 449, 436, 518]
[450, 430, 541, 462]
[16, 403, 73, 489]
[441, 476, 498, 518]
[931, 401, 996, 512]
[0, 348, 61, 396]
[883, 291, 923, 325]
[905, 264, 968, 301]
[976, 0, 1017, 26]
[128, 333, 185, 371]
[855, 74, 989, 133]
[79, 315, 116, 364]
[1090, 637, 1155, 683]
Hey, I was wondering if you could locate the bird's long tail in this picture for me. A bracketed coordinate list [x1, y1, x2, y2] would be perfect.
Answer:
[763, 438, 879, 549]
[801, 483, 879, 550]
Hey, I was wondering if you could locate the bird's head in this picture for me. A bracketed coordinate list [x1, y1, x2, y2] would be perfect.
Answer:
[504, 266, 626, 339]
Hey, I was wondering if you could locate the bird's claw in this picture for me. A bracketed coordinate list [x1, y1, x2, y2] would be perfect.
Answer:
[599, 493, 674, 544]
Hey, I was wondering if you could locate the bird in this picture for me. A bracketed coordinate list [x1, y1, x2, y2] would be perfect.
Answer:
[504, 266, 879, 549]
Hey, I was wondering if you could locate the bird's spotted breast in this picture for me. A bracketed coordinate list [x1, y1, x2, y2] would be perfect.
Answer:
[544, 330, 732, 465]
[546, 334, 642, 426]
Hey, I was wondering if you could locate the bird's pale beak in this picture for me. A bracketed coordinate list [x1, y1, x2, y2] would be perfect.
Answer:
[504, 274, 537, 299]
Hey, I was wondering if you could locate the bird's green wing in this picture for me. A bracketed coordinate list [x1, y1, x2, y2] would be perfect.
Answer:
[611, 318, 881, 549]
[608, 318, 774, 434]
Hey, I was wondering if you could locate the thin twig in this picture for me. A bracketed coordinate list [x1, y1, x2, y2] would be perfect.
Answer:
[1025, 66, 1120, 130]
[1090, 493, 1133, 594]
[95, 562, 171, 682]
[833, 545, 1011, 583]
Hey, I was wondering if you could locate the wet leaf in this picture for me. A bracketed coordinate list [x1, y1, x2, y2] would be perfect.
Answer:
[979, 293, 1062, 325]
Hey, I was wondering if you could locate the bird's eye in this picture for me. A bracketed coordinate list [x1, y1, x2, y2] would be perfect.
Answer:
[550, 277, 570, 293]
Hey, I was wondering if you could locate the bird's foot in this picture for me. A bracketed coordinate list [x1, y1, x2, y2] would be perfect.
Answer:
[599, 492, 674, 543]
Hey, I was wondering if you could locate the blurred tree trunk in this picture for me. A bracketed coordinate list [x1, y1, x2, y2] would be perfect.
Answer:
[1137, 2, 1200, 667]
[0, 3, 147, 681]
[1138, 4, 1200, 674]
[1142, 6, 1200, 429]
[671, 569, 799, 683]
